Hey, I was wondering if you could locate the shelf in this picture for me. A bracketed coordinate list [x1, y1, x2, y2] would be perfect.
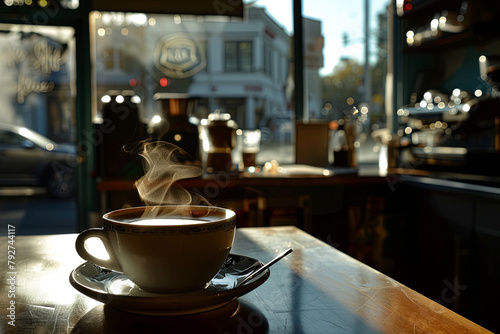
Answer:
[402, 30, 476, 53]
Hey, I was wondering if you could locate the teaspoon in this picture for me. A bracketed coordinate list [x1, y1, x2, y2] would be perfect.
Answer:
[239, 248, 293, 286]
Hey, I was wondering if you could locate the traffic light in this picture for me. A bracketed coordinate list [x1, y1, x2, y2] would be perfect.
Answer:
[404, 0, 412, 12]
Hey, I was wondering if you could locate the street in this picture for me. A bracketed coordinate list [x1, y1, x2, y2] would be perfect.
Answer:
[0, 187, 78, 236]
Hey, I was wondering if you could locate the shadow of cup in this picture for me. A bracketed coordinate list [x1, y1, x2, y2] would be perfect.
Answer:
[71, 299, 269, 334]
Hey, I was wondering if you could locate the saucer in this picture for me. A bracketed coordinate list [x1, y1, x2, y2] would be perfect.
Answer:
[69, 253, 270, 315]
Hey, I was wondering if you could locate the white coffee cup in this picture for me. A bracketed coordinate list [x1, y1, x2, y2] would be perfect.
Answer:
[75, 205, 236, 293]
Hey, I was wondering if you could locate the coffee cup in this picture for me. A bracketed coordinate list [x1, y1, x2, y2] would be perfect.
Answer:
[75, 205, 236, 293]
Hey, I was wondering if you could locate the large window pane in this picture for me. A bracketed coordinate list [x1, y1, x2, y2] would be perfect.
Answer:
[92, 9, 292, 168]
[254, 0, 390, 166]
[90, 1, 390, 170]
[0, 23, 78, 234]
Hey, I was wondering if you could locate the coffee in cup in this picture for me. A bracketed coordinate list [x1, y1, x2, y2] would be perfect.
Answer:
[75, 205, 236, 293]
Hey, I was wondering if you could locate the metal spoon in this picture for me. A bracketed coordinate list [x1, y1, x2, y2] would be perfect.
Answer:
[239, 248, 293, 285]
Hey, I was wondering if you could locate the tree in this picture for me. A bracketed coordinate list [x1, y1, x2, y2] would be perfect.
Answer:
[321, 58, 364, 120]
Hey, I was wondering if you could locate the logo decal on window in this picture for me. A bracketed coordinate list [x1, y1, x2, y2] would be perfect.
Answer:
[154, 34, 206, 79]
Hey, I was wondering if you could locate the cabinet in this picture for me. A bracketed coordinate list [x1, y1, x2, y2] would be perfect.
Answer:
[399, 177, 500, 333]
[393, 0, 500, 175]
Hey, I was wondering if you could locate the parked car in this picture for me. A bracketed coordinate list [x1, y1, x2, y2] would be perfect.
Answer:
[0, 123, 79, 199]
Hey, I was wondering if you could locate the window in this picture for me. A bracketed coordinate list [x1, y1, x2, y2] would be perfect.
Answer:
[0, 1, 392, 234]
[100, 45, 142, 73]
[224, 41, 253, 72]
[0, 23, 78, 233]
[264, 42, 272, 76]
[102, 47, 116, 70]
[89, 2, 390, 167]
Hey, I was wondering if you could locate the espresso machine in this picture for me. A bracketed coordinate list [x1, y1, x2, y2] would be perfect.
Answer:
[397, 56, 500, 176]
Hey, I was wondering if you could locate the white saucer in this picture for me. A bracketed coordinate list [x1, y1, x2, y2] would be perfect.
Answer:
[69, 253, 270, 315]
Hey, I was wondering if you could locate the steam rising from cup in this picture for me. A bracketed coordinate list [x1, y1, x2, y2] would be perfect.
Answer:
[133, 141, 210, 214]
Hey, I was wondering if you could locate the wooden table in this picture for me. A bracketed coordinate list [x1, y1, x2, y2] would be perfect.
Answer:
[0, 226, 492, 333]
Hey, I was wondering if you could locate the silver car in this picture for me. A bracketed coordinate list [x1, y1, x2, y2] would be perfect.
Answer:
[0, 123, 79, 199]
